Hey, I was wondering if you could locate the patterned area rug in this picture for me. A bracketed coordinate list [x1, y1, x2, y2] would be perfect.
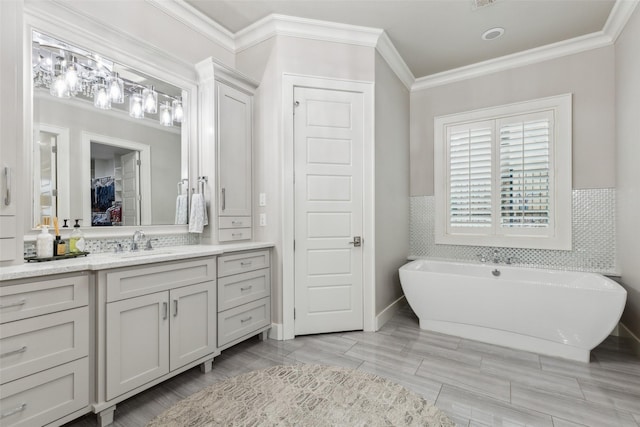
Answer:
[147, 364, 454, 426]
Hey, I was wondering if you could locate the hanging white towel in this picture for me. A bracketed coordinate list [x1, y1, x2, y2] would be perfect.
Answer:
[188, 193, 208, 233]
[175, 194, 188, 225]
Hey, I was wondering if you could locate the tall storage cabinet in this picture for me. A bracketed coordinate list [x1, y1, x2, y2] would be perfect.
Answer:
[196, 58, 258, 244]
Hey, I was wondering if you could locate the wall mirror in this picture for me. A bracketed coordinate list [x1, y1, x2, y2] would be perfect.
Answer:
[30, 30, 190, 229]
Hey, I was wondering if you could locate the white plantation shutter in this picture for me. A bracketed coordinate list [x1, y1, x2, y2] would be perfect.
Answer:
[498, 112, 553, 230]
[434, 94, 572, 249]
[448, 122, 493, 228]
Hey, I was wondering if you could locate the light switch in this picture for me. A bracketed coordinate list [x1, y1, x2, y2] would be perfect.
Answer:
[259, 193, 266, 206]
[259, 213, 267, 226]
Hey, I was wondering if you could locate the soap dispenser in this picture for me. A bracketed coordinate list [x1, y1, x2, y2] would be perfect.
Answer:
[69, 219, 86, 253]
[36, 226, 54, 258]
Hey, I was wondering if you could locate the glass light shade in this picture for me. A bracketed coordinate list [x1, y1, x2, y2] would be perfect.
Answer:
[159, 102, 173, 127]
[172, 99, 184, 123]
[109, 72, 124, 104]
[142, 86, 157, 114]
[129, 91, 144, 119]
[93, 78, 111, 110]
[49, 58, 70, 98]
[64, 56, 80, 94]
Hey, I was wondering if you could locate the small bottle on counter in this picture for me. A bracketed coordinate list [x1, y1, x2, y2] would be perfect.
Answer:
[54, 236, 66, 256]
[36, 226, 54, 258]
[69, 219, 86, 253]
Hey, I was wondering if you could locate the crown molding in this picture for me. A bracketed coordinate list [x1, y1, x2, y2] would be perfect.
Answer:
[145, 0, 235, 53]
[603, 0, 639, 42]
[412, 0, 638, 91]
[375, 31, 414, 90]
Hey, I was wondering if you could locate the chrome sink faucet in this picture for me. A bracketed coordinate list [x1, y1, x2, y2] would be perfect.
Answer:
[131, 230, 145, 251]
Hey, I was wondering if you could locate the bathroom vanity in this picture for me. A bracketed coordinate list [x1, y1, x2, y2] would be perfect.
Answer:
[0, 244, 273, 427]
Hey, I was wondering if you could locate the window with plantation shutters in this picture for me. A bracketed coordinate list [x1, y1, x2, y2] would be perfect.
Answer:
[434, 94, 572, 250]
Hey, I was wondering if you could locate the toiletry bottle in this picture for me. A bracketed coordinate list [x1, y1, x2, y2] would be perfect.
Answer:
[36, 226, 54, 258]
[69, 219, 86, 253]
[55, 236, 66, 255]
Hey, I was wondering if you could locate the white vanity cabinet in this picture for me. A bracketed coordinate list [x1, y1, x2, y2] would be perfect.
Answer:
[94, 257, 218, 426]
[217, 249, 271, 350]
[196, 58, 257, 244]
[0, 273, 90, 427]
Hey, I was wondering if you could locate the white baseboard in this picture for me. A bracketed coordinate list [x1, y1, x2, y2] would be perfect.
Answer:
[268, 323, 284, 340]
[375, 295, 406, 330]
[619, 322, 640, 359]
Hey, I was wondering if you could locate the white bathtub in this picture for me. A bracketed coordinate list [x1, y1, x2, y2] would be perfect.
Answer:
[399, 259, 627, 362]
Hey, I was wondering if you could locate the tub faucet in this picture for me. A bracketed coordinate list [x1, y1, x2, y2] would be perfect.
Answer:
[131, 230, 145, 251]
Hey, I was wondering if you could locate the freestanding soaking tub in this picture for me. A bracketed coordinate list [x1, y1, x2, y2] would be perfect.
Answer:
[399, 259, 627, 362]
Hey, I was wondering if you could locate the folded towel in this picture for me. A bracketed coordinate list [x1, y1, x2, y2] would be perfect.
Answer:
[188, 193, 208, 233]
[175, 194, 188, 225]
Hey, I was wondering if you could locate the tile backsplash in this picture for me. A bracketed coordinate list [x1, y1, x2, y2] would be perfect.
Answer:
[24, 232, 200, 257]
[410, 188, 617, 274]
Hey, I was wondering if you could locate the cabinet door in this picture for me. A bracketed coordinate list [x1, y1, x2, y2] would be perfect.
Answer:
[106, 293, 169, 400]
[169, 282, 215, 371]
[217, 82, 252, 217]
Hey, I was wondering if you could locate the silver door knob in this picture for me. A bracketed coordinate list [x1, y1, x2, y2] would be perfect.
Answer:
[348, 236, 362, 247]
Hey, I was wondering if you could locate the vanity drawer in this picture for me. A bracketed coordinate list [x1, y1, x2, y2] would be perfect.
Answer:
[0, 307, 89, 385]
[105, 257, 216, 302]
[219, 216, 251, 229]
[218, 228, 252, 242]
[218, 297, 270, 347]
[217, 250, 270, 277]
[0, 357, 88, 427]
[0, 274, 89, 324]
[218, 268, 270, 311]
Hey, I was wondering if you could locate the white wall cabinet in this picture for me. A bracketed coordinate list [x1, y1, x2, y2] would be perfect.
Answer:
[0, 273, 90, 427]
[196, 59, 257, 244]
[95, 258, 217, 426]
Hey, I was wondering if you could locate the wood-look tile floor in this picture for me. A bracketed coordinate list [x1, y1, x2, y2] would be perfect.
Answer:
[66, 305, 640, 427]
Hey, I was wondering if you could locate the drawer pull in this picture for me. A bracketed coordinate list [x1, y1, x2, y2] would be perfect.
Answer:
[240, 285, 253, 292]
[232, 233, 243, 238]
[162, 302, 168, 320]
[231, 220, 243, 225]
[0, 298, 26, 309]
[0, 345, 27, 358]
[240, 261, 252, 267]
[173, 299, 178, 317]
[240, 316, 253, 323]
[1, 402, 27, 419]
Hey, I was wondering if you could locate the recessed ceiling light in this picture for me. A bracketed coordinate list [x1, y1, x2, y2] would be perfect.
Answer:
[482, 27, 505, 41]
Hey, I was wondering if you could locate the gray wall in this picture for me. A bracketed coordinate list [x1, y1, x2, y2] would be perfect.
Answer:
[410, 46, 616, 196]
[374, 52, 410, 314]
[615, 6, 640, 340]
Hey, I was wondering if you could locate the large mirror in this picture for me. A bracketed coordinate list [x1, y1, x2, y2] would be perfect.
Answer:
[31, 31, 189, 229]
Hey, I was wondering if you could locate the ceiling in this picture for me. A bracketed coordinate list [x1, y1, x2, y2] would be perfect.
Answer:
[185, 0, 616, 78]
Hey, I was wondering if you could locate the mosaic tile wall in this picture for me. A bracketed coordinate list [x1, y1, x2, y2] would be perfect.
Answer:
[24, 232, 200, 257]
[410, 188, 617, 274]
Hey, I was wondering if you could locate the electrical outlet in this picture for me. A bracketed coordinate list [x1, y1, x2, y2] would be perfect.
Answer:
[259, 193, 266, 206]
[259, 213, 267, 226]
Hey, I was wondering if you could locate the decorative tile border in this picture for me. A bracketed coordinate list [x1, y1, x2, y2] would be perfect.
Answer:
[410, 188, 617, 274]
[24, 233, 200, 257]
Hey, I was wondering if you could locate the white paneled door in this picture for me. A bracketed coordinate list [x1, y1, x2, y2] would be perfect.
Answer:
[294, 87, 364, 335]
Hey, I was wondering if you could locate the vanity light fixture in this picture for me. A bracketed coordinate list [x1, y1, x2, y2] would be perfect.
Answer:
[142, 85, 157, 114]
[172, 98, 183, 123]
[129, 90, 144, 119]
[159, 101, 173, 127]
[93, 77, 111, 110]
[50, 57, 70, 98]
[64, 56, 80, 94]
[108, 72, 124, 104]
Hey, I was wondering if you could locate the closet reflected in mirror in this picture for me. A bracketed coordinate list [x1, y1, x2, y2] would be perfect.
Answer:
[31, 30, 189, 228]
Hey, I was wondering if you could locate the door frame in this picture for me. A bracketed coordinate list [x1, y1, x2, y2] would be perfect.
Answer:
[282, 74, 375, 340]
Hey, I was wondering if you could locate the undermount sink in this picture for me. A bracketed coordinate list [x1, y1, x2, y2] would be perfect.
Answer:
[110, 250, 175, 258]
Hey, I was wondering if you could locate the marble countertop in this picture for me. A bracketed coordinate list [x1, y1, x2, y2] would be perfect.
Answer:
[0, 242, 275, 281]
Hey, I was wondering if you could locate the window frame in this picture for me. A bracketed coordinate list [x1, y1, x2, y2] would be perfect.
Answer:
[434, 94, 572, 250]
